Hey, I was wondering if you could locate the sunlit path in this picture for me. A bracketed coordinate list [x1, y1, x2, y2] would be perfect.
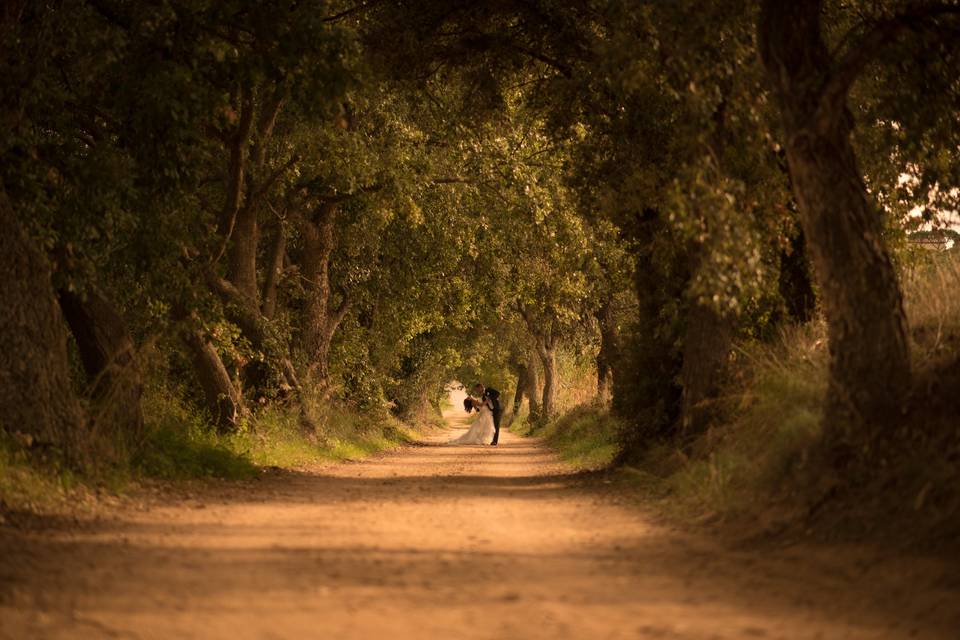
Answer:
[3, 390, 957, 639]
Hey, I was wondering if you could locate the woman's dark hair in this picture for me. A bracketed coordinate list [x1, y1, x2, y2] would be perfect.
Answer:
[463, 397, 474, 412]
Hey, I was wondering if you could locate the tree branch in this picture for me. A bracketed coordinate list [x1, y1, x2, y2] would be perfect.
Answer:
[820, 3, 960, 124]
[316, 182, 383, 203]
[328, 290, 352, 331]
[322, 1, 381, 22]
[254, 154, 300, 201]
[85, 0, 133, 30]
[213, 83, 256, 262]
[507, 43, 573, 79]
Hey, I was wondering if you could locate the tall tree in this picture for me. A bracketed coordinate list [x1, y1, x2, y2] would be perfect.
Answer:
[757, 1, 960, 434]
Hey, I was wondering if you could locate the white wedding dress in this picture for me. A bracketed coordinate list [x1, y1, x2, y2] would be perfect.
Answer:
[449, 401, 496, 445]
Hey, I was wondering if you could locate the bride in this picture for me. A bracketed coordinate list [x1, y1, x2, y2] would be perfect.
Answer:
[449, 396, 496, 445]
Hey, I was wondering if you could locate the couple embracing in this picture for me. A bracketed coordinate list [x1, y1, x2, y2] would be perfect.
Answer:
[450, 384, 503, 446]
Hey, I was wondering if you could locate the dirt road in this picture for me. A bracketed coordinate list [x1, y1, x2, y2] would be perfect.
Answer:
[2, 396, 958, 639]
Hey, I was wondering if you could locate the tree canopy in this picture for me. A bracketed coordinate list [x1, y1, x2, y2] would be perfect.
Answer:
[3, 0, 960, 467]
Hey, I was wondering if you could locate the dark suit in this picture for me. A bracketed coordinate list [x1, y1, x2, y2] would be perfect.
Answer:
[483, 388, 503, 445]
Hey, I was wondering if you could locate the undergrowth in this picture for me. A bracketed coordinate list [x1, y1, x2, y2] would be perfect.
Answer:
[525, 252, 960, 542]
[513, 405, 621, 471]
[622, 322, 829, 522]
[0, 380, 418, 515]
[137, 381, 417, 481]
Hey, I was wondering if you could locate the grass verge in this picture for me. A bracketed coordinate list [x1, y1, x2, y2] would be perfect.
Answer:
[1, 384, 419, 516]
[620, 322, 828, 524]
[136, 385, 417, 480]
[513, 406, 622, 471]
[500, 254, 960, 545]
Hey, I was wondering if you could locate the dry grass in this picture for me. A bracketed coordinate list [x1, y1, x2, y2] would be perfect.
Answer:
[902, 251, 960, 370]
[625, 250, 960, 537]
[625, 322, 829, 520]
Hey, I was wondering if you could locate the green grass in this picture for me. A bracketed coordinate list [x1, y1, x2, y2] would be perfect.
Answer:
[506, 321, 829, 521]
[135, 386, 416, 480]
[233, 403, 415, 468]
[0, 432, 79, 513]
[0, 383, 419, 515]
[618, 322, 828, 520]
[134, 386, 258, 480]
[515, 406, 622, 471]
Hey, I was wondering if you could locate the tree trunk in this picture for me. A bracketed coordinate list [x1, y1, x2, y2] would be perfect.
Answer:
[525, 354, 542, 422]
[759, 0, 911, 433]
[183, 329, 244, 433]
[227, 85, 285, 305]
[58, 288, 143, 446]
[778, 226, 816, 323]
[679, 299, 733, 435]
[509, 363, 527, 425]
[205, 271, 268, 348]
[596, 302, 618, 403]
[261, 221, 286, 320]
[215, 84, 255, 247]
[0, 186, 86, 458]
[537, 339, 557, 421]
[228, 199, 260, 303]
[300, 202, 349, 382]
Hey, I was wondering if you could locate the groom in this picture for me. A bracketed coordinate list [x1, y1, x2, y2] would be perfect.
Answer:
[473, 383, 503, 446]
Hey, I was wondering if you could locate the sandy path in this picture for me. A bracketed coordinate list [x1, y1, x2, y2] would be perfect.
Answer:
[2, 398, 958, 639]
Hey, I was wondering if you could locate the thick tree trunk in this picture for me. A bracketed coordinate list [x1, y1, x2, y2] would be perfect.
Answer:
[778, 226, 816, 323]
[537, 340, 557, 421]
[58, 288, 143, 445]
[759, 0, 911, 433]
[226, 86, 285, 305]
[261, 222, 286, 320]
[300, 202, 349, 382]
[596, 303, 618, 403]
[183, 330, 244, 432]
[228, 200, 260, 302]
[679, 299, 733, 435]
[0, 187, 86, 457]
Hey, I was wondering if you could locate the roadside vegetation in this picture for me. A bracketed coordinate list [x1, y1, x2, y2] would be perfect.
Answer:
[518, 251, 960, 546]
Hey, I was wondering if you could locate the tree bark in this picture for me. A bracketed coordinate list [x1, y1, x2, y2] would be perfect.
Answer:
[216, 84, 255, 244]
[0, 186, 86, 458]
[778, 226, 816, 323]
[759, 0, 911, 433]
[261, 220, 286, 320]
[679, 299, 733, 435]
[299, 202, 349, 382]
[183, 329, 244, 432]
[228, 197, 260, 303]
[509, 363, 527, 426]
[595, 302, 618, 403]
[525, 353, 542, 422]
[537, 337, 557, 421]
[226, 86, 285, 303]
[205, 271, 269, 349]
[58, 287, 143, 445]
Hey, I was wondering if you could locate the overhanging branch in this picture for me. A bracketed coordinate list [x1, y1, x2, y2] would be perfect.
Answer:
[819, 3, 960, 124]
